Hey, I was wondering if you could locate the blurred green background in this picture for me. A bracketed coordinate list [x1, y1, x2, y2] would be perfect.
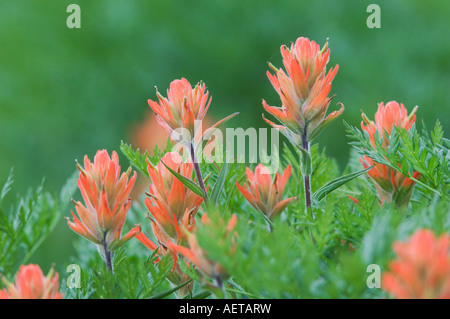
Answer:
[0, 0, 449, 269]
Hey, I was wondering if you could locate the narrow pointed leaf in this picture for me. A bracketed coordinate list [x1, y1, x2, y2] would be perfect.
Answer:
[162, 161, 205, 197]
[210, 160, 230, 205]
[149, 279, 193, 299]
[313, 166, 373, 201]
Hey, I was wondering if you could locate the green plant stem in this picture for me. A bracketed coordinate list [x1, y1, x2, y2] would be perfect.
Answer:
[301, 132, 316, 244]
[190, 142, 208, 201]
[214, 275, 226, 299]
[301, 134, 313, 219]
[103, 233, 113, 273]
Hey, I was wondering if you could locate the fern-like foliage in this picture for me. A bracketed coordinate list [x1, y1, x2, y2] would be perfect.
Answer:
[120, 138, 174, 178]
[0, 169, 76, 276]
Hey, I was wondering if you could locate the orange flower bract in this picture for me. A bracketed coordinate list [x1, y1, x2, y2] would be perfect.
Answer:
[136, 152, 205, 295]
[136, 152, 204, 256]
[0, 264, 62, 299]
[361, 101, 417, 149]
[360, 101, 419, 207]
[236, 164, 296, 220]
[382, 229, 450, 299]
[66, 150, 141, 251]
[148, 78, 210, 138]
[148, 78, 238, 146]
[263, 37, 343, 145]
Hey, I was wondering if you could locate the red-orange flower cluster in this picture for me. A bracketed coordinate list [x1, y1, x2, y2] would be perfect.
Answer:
[382, 229, 450, 299]
[136, 152, 204, 256]
[263, 37, 343, 145]
[236, 164, 296, 220]
[0, 264, 62, 299]
[360, 101, 419, 207]
[135, 152, 205, 295]
[148, 78, 237, 146]
[66, 150, 141, 251]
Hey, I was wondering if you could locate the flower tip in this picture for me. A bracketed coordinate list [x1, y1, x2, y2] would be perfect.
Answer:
[145, 157, 156, 170]
[320, 38, 329, 54]
[46, 264, 56, 278]
[408, 105, 419, 121]
[76, 162, 86, 176]
[361, 111, 371, 125]
[268, 62, 278, 72]
[348, 195, 360, 204]
[124, 166, 132, 176]
[156, 91, 165, 100]
[132, 224, 142, 234]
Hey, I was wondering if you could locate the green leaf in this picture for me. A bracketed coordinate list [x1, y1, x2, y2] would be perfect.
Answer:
[120, 140, 150, 178]
[0, 178, 60, 274]
[162, 161, 205, 197]
[149, 279, 193, 299]
[431, 119, 443, 146]
[210, 160, 229, 205]
[313, 166, 373, 201]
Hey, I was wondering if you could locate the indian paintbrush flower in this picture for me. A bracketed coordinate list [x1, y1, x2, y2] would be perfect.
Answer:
[262, 37, 342, 221]
[148, 78, 238, 148]
[360, 101, 420, 207]
[262, 36, 343, 146]
[66, 150, 141, 271]
[136, 152, 204, 296]
[382, 229, 450, 299]
[149, 78, 237, 200]
[236, 164, 296, 222]
[0, 264, 62, 299]
[136, 152, 204, 255]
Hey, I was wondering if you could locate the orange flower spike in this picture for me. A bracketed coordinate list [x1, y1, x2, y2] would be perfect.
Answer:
[146, 152, 200, 220]
[66, 150, 141, 252]
[360, 102, 420, 207]
[236, 164, 296, 220]
[263, 37, 343, 144]
[0, 264, 62, 299]
[148, 78, 238, 145]
[362, 101, 417, 148]
[137, 152, 203, 256]
[148, 78, 207, 136]
[382, 229, 450, 299]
